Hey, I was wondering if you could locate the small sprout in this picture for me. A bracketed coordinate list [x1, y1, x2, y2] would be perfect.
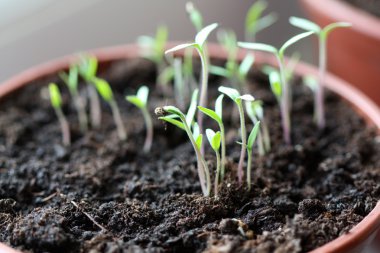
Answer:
[219, 86, 255, 185]
[289, 16, 351, 129]
[198, 94, 226, 180]
[165, 23, 218, 146]
[246, 121, 260, 191]
[205, 129, 222, 196]
[245, 0, 278, 42]
[92, 77, 127, 141]
[186, 2, 203, 32]
[49, 83, 71, 146]
[78, 55, 101, 129]
[59, 64, 88, 132]
[126, 86, 153, 153]
[246, 100, 270, 155]
[238, 31, 313, 144]
[157, 90, 211, 196]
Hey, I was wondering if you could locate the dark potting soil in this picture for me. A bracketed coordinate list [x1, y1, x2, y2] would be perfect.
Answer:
[342, 0, 380, 17]
[0, 57, 379, 253]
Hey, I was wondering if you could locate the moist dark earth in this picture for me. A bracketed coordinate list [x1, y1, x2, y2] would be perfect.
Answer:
[0, 57, 379, 253]
[343, 0, 380, 17]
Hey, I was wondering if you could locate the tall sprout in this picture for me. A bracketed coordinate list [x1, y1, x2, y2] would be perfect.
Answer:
[238, 31, 313, 144]
[289, 17, 351, 129]
[205, 129, 222, 196]
[59, 64, 88, 132]
[246, 121, 260, 191]
[126, 86, 153, 153]
[49, 83, 71, 146]
[165, 23, 218, 148]
[219, 86, 255, 185]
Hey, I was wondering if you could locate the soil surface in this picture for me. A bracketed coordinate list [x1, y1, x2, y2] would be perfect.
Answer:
[0, 57, 379, 253]
[343, 0, 380, 17]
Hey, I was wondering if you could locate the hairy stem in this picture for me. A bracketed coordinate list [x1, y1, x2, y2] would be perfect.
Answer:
[214, 150, 221, 196]
[56, 108, 71, 146]
[247, 149, 253, 191]
[317, 37, 326, 129]
[88, 84, 101, 129]
[277, 56, 291, 145]
[110, 100, 127, 141]
[237, 101, 247, 185]
[142, 107, 153, 153]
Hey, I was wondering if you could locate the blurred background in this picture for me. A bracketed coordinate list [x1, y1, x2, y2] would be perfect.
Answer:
[0, 0, 311, 82]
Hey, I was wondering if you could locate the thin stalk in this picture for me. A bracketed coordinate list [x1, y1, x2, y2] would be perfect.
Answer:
[55, 108, 71, 146]
[219, 123, 226, 181]
[109, 100, 127, 141]
[237, 101, 247, 185]
[195, 48, 208, 154]
[261, 119, 271, 152]
[142, 107, 153, 153]
[74, 95, 88, 133]
[317, 37, 326, 129]
[247, 149, 253, 191]
[174, 58, 186, 110]
[181, 114, 211, 196]
[214, 150, 221, 196]
[277, 56, 291, 145]
[88, 84, 101, 128]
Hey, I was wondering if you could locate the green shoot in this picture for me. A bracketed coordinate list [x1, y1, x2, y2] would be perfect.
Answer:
[186, 2, 203, 32]
[246, 121, 260, 191]
[49, 83, 71, 146]
[126, 86, 153, 153]
[92, 77, 127, 141]
[205, 129, 222, 196]
[238, 31, 313, 144]
[289, 16, 351, 129]
[78, 55, 101, 129]
[165, 23, 218, 148]
[219, 86, 255, 185]
[245, 100, 270, 155]
[198, 94, 226, 181]
[157, 90, 211, 196]
[59, 64, 88, 133]
[245, 0, 278, 42]
[173, 58, 186, 109]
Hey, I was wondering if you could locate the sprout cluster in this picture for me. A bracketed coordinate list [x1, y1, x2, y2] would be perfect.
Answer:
[46, 1, 350, 198]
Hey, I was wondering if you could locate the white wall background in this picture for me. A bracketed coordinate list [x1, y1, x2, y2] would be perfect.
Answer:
[0, 0, 311, 82]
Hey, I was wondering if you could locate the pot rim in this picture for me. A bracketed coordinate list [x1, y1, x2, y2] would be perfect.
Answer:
[299, 0, 380, 41]
[0, 43, 379, 253]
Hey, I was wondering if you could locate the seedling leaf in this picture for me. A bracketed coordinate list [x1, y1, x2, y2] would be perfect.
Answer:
[49, 83, 62, 108]
[186, 89, 199, 126]
[159, 116, 186, 130]
[210, 65, 230, 78]
[238, 42, 277, 54]
[279, 31, 313, 58]
[137, 86, 149, 105]
[218, 86, 240, 101]
[79, 55, 98, 81]
[247, 121, 261, 151]
[215, 94, 224, 119]
[246, 0, 267, 36]
[322, 22, 352, 39]
[195, 23, 218, 47]
[289, 16, 321, 33]
[206, 129, 221, 151]
[92, 77, 113, 102]
[269, 71, 282, 99]
[239, 54, 255, 77]
[165, 43, 196, 55]
[186, 2, 203, 31]
[238, 94, 255, 102]
[198, 106, 222, 125]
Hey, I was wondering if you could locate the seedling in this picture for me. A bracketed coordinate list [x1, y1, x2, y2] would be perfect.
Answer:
[186, 2, 203, 32]
[238, 31, 313, 144]
[246, 121, 260, 190]
[59, 64, 88, 132]
[138, 26, 171, 90]
[219, 86, 255, 185]
[198, 94, 226, 180]
[246, 100, 270, 155]
[245, 0, 277, 42]
[49, 83, 71, 146]
[165, 23, 218, 145]
[157, 90, 211, 196]
[205, 129, 222, 196]
[92, 77, 126, 141]
[78, 55, 101, 129]
[289, 17, 351, 129]
[126, 86, 153, 153]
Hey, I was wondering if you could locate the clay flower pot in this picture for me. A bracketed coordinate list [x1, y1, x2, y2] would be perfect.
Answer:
[0, 44, 379, 252]
[299, 0, 380, 106]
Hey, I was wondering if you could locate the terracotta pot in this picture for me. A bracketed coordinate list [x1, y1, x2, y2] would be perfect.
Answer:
[299, 0, 380, 107]
[0, 43, 379, 253]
